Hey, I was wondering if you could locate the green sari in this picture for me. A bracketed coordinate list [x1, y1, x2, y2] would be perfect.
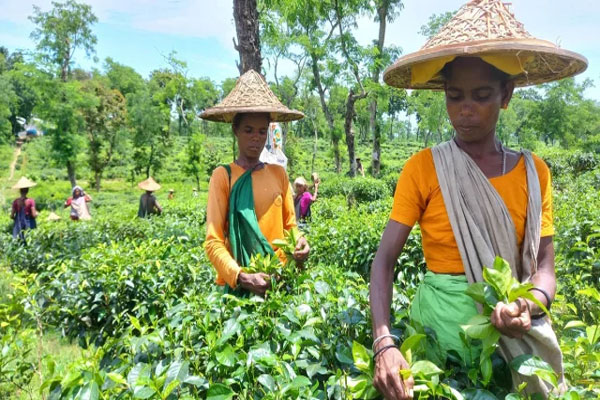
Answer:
[222, 164, 275, 297]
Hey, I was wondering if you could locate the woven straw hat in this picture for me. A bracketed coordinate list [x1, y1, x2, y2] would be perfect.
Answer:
[138, 177, 161, 192]
[200, 70, 304, 123]
[384, 0, 587, 89]
[12, 176, 37, 189]
[47, 212, 61, 222]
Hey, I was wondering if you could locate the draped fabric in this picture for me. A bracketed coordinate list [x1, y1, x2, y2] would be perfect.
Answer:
[222, 164, 275, 296]
[431, 140, 564, 396]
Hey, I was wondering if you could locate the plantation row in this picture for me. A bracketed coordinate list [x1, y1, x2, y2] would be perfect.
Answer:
[1, 146, 599, 399]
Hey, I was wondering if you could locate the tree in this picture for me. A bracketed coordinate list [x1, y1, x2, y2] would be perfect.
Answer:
[29, 0, 98, 82]
[128, 83, 171, 179]
[104, 58, 145, 98]
[369, 0, 403, 176]
[333, 0, 370, 176]
[264, 0, 342, 172]
[234, 0, 262, 74]
[184, 132, 207, 189]
[80, 77, 128, 190]
[29, 0, 98, 186]
[0, 75, 16, 143]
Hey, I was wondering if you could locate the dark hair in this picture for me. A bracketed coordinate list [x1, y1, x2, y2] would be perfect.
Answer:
[20, 188, 29, 196]
[440, 57, 511, 84]
[232, 113, 271, 130]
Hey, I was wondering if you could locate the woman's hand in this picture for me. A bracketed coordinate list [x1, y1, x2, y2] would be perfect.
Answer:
[237, 272, 271, 296]
[491, 299, 531, 339]
[373, 344, 414, 400]
[293, 236, 310, 263]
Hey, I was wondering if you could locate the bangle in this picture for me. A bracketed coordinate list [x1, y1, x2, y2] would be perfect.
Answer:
[373, 344, 397, 360]
[372, 334, 399, 352]
[529, 287, 552, 319]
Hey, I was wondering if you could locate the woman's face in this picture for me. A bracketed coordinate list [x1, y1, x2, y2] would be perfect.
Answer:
[233, 113, 270, 160]
[294, 183, 306, 194]
[74, 189, 81, 197]
[444, 58, 514, 143]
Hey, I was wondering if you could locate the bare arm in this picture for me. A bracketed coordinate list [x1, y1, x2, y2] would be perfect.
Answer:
[371, 220, 415, 400]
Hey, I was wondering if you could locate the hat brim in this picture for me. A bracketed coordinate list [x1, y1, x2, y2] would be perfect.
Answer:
[384, 39, 588, 89]
[200, 106, 304, 123]
[12, 181, 37, 189]
[138, 182, 161, 191]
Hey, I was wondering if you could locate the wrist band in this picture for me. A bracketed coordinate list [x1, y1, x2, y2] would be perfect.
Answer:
[372, 334, 399, 352]
[373, 344, 397, 360]
[529, 287, 552, 319]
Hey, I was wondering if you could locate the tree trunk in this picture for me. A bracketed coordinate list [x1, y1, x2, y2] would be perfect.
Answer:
[345, 90, 367, 177]
[94, 171, 101, 191]
[370, 3, 388, 177]
[310, 51, 338, 172]
[66, 160, 76, 187]
[311, 119, 318, 173]
[233, 0, 262, 74]
[373, 123, 381, 177]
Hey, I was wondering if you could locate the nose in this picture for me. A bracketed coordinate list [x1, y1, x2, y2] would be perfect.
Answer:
[459, 101, 474, 117]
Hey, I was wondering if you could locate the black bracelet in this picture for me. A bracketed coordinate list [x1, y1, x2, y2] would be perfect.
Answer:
[373, 344, 398, 360]
[529, 287, 552, 319]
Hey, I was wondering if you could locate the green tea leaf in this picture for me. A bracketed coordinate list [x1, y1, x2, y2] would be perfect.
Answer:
[206, 383, 235, 400]
[483, 257, 512, 299]
[257, 374, 276, 392]
[215, 345, 237, 367]
[400, 333, 425, 356]
[465, 282, 487, 304]
[79, 381, 100, 400]
[352, 341, 372, 374]
[509, 354, 557, 388]
[410, 360, 443, 378]
[133, 385, 155, 399]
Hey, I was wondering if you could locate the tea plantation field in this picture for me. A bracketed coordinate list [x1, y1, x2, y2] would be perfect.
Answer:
[0, 138, 598, 399]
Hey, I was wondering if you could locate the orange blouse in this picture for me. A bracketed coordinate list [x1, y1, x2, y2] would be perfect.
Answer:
[390, 148, 554, 274]
[204, 163, 296, 288]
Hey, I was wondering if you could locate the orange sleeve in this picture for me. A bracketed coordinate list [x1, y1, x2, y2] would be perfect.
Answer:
[535, 156, 554, 237]
[389, 150, 430, 227]
[204, 166, 241, 288]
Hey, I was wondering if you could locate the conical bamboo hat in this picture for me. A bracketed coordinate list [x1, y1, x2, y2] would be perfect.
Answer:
[47, 212, 61, 221]
[12, 176, 37, 189]
[200, 70, 304, 123]
[384, 0, 587, 89]
[138, 177, 161, 192]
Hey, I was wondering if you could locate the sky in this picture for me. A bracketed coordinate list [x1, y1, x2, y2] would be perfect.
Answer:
[1, 0, 599, 100]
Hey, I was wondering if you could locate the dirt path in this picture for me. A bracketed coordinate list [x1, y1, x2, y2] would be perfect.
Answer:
[8, 142, 22, 180]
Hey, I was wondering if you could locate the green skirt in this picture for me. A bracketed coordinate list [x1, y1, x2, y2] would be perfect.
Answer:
[410, 271, 480, 365]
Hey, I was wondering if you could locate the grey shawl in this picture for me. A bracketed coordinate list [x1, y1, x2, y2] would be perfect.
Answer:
[431, 140, 564, 396]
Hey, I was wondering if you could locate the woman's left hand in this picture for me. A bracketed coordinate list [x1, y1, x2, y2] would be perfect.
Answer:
[491, 299, 531, 339]
[293, 236, 310, 263]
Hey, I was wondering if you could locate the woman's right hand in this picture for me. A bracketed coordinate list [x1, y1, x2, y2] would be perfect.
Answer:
[237, 272, 271, 296]
[373, 345, 414, 400]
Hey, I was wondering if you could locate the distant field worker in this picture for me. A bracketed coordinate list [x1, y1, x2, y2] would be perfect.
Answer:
[369, 0, 588, 398]
[192, 188, 198, 197]
[11, 176, 38, 239]
[201, 69, 309, 297]
[293, 176, 319, 222]
[64, 186, 92, 221]
[168, 189, 175, 200]
[356, 158, 365, 177]
[138, 177, 163, 218]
